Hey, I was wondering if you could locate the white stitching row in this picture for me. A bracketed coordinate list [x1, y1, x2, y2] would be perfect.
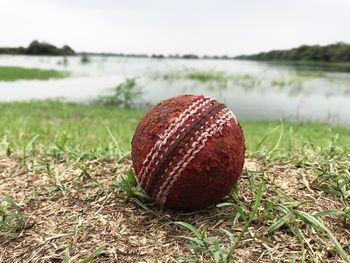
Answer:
[156, 109, 234, 204]
[137, 96, 209, 186]
[139, 96, 215, 187]
[152, 114, 216, 196]
[154, 107, 229, 202]
[143, 98, 218, 190]
[155, 109, 235, 204]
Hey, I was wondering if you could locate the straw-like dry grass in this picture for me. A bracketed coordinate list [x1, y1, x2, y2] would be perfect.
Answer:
[1, 153, 349, 262]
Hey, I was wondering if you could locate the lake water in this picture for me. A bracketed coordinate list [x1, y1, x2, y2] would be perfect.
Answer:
[1, 55, 350, 127]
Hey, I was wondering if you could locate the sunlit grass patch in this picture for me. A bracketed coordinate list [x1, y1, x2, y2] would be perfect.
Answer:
[1, 101, 350, 159]
[0, 100, 142, 154]
[0, 66, 69, 81]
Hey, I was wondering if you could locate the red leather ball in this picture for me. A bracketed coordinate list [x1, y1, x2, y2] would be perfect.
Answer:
[131, 94, 245, 210]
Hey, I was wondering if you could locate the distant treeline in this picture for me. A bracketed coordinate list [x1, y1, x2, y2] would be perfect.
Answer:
[0, 41, 235, 59]
[235, 42, 350, 62]
[4, 40, 350, 62]
[0, 40, 75, 56]
[0, 40, 239, 60]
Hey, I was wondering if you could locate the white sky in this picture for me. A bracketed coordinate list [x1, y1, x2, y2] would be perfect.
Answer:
[1, 0, 349, 56]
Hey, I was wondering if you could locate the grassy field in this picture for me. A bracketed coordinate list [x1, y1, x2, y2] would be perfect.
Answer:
[0, 66, 69, 81]
[1, 101, 349, 262]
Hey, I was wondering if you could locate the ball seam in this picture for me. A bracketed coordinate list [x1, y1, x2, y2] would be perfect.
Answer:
[138, 96, 211, 186]
[156, 109, 236, 204]
[145, 102, 225, 194]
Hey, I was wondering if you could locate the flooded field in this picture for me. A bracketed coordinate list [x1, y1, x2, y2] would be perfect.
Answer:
[1, 55, 350, 126]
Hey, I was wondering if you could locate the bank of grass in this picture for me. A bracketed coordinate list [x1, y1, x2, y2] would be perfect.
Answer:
[0, 66, 69, 81]
[0, 100, 140, 152]
[0, 100, 349, 262]
[1, 100, 349, 153]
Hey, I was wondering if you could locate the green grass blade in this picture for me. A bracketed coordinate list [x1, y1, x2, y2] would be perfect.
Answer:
[226, 182, 264, 261]
[270, 120, 284, 153]
[295, 210, 350, 262]
[1, 196, 21, 211]
[176, 235, 205, 246]
[254, 125, 280, 151]
[62, 247, 70, 263]
[268, 213, 293, 234]
[174, 221, 202, 239]
[79, 245, 105, 263]
[106, 127, 120, 153]
[313, 210, 344, 217]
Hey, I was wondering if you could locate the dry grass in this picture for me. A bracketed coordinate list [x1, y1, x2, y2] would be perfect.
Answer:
[1, 154, 349, 263]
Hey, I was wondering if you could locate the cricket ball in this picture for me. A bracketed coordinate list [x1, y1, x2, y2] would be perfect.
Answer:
[131, 94, 245, 210]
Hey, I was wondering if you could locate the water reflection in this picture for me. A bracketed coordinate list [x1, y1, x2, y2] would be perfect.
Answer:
[150, 68, 350, 97]
[0, 55, 350, 126]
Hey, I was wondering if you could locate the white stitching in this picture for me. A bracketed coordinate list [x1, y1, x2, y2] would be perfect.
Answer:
[137, 96, 209, 185]
[154, 108, 229, 201]
[157, 110, 234, 204]
[155, 109, 235, 204]
[143, 98, 217, 189]
[140, 97, 216, 188]
[156, 109, 229, 190]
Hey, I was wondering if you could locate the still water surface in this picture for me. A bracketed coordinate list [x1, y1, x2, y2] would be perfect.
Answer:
[1, 55, 350, 126]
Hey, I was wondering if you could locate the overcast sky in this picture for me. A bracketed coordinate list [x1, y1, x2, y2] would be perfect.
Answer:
[1, 0, 349, 56]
